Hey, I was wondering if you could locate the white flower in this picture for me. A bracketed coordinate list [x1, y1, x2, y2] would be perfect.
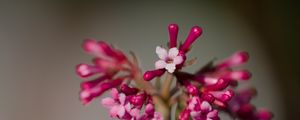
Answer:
[155, 46, 183, 73]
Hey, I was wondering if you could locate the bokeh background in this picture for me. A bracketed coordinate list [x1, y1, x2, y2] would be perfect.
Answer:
[0, 0, 299, 120]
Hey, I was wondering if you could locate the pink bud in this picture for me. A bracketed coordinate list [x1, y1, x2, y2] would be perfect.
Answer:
[82, 39, 103, 56]
[256, 109, 273, 120]
[204, 78, 230, 91]
[237, 88, 257, 103]
[93, 58, 117, 70]
[143, 69, 165, 81]
[194, 76, 219, 86]
[237, 104, 255, 119]
[201, 93, 215, 103]
[168, 24, 179, 48]
[216, 51, 249, 68]
[178, 109, 190, 120]
[145, 103, 155, 115]
[130, 93, 146, 106]
[80, 75, 109, 89]
[223, 70, 252, 80]
[76, 64, 102, 78]
[186, 85, 199, 96]
[80, 78, 123, 105]
[80, 76, 108, 89]
[209, 90, 234, 102]
[180, 26, 203, 53]
[98, 41, 126, 62]
[120, 84, 139, 95]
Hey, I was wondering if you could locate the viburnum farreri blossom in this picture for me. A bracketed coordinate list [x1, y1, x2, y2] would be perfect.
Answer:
[155, 46, 183, 73]
[75, 24, 273, 120]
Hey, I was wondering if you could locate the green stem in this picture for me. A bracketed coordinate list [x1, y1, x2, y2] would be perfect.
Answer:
[161, 73, 174, 100]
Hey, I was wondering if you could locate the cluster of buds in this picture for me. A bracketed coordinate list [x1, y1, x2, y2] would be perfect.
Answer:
[76, 39, 129, 104]
[228, 88, 273, 120]
[75, 24, 273, 120]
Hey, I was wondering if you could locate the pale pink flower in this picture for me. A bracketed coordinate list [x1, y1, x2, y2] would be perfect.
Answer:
[186, 97, 219, 120]
[155, 46, 183, 73]
[101, 88, 128, 118]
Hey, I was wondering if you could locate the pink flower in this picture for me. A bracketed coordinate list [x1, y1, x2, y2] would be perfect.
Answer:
[180, 96, 219, 120]
[101, 89, 128, 118]
[101, 88, 163, 120]
[144, 24, 202, 81]
[155, 46, 183, 73]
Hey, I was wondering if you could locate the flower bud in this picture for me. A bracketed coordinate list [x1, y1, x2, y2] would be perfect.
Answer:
[143, 69, 165, 81]
[76, 64, 102, 78]
[180, 26, 203, 53]
[216, 51, 249, 68]
[168, 24, 179, 48]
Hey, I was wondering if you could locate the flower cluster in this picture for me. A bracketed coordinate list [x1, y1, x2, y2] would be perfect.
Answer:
[75, 24, 273, 120]
[101, 85, 162, 120]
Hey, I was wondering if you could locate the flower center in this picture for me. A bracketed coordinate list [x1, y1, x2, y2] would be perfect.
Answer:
[166, 58, 173, 63]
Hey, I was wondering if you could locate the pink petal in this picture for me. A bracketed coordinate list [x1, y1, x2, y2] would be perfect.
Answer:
[101, 97, 116, 108]
[119, 93, 126, 105]
[168, 47, 179, 59]
[129, 108, 140, 118]
[156, 46, 168, 60]
[109, 106, 120, 117]
[190, 111, 200, 118]
[200, 101, 212, 112]
[110, 88, 119, 99]
[173, 56, 183, 65]
[207, 110, 218, 118]
[117, 106, 126, 117]
[124, 103, 131, 111]
[155, 60, 167, 69]
[165, 63, 176, 73]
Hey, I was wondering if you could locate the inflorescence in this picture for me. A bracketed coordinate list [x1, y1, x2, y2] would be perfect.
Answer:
[75, 24, 273, 120]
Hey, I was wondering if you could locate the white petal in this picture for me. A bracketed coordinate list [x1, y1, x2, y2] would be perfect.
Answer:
[124, 103, 131, 111]
[119, 93, 126, 105]
[156, 46, 168, 60]
[155, 60, 167, 69]
[200, 101, 212, 112]
[117, 106, 126, 117]
[168, 47, 179, 59]
[173, 56, 183, 65]
[165, 63, 176, 73]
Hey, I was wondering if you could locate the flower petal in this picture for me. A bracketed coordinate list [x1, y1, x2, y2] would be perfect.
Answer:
[110, 88, 119, 99]
[200, 101, 212, 112]
[156, 46, 168, 60]
[124, 103, 131, 111]
[119, 93, 126, 105]
[155, 60, 167, 69]
[168, 47, 179, 59]
[130, 108, 140, 118]
[101, 97, 116, 108]
[165, 63, 176, 73]
[207, 110, 218, 118]
[117, 106, 126, 117]
[110, 106, 120, 117]
[173, 56, 183, 65]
